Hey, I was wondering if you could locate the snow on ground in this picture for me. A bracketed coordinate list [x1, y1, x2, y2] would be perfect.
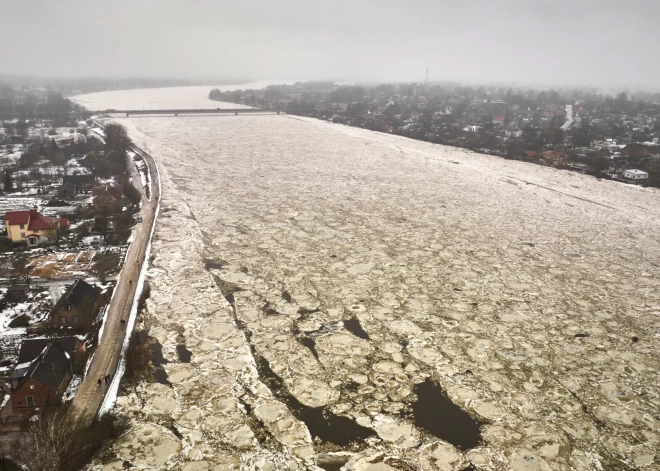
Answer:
[96, 305, 110, 342]
[78, 99, 660, 470]
[63, 374, 82, 402]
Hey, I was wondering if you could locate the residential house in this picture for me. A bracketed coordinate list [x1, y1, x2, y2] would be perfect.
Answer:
[623, 169, 649, 180]
[621, 143, 650, 158]
[3, 209, 70, 246]
[49, 279, 102, 329]
[17, 337, 86, 364]
[59, 174, 95, 197]
[9, 343, 73, 416]
[7, 284, 30, 301]
[543, 150, 567, 164]
[93, 185, 123, 212]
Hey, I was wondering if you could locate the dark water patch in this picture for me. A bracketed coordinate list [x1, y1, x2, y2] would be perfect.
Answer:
[150, 341, 168, 367]
[262, 302, 281, 316]
[298, 337, 319, 360]
[574, 332, 590, 338]
[255, 355, 376, 448]
[154, 368, 170, 385]
[343, 380, 360, 393]
[176, 345, 192, 363]
[409, 379, 481, 450]
[282, 291, 292, 303]
[317, 454, 351, 471]
[209, 273, 243, 305]
[204, 259, 225, 270]
[297, 307, 320, 321]
[344, 317, 369, 340]
[236, 395, 284, 451]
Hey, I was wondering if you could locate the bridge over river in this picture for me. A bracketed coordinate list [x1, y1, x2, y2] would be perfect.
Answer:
[105, 107, 280, 117]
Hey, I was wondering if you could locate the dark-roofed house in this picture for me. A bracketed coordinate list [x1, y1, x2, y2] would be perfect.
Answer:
[17, 337, 86, 364]
[49, 279, 103, 329]
[10, 343, 73, 415]
[59, 174, 95, 197]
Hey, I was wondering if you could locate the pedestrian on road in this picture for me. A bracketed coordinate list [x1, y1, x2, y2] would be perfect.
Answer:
[129, 280, 132, 286]
[97, 378, 102, 387]
[121, 319, 126, 327]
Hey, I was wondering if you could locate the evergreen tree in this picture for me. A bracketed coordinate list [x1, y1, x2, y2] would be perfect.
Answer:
[4, 170, 13, 192]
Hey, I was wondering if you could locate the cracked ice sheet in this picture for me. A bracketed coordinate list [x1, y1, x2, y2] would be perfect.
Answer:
[90, 112, 658, 471]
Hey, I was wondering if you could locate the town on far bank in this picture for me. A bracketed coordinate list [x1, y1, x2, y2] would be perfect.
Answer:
[0, 84, 150, 426]
[210, 81, 660, 187]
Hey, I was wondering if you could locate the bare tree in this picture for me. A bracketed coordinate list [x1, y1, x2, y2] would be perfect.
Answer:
[44, 220, 67, 247]
[91, 251, 120, 282]
[14, 409, 73, 470]
[11, 254, 33, 287]
[95, 197, 116, 244]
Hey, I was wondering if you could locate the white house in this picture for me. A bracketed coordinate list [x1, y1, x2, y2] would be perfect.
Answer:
[623, 169, 649, 180]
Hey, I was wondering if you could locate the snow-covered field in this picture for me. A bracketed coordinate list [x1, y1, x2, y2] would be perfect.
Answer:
[73, 91, 660, 471]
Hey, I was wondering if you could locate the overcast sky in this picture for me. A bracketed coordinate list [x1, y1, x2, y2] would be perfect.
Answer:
[2, 0, 659, 90]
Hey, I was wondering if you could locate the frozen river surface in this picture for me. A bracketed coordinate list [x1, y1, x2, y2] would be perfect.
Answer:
[74, 89, 660, 471]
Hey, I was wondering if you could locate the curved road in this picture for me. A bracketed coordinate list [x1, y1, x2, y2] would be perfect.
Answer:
[70, 145, 160, 425]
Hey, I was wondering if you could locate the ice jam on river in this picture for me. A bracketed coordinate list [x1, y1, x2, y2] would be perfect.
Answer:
[73, 87, 659, 471]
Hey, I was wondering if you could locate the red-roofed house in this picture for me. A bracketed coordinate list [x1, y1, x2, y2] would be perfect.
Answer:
[4, 210, 70, 246]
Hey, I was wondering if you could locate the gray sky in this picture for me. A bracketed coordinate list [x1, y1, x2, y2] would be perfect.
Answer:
[2, 0, 658, 90]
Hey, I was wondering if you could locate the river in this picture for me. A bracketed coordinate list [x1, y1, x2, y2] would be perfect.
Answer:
[72, 86, 660, 471]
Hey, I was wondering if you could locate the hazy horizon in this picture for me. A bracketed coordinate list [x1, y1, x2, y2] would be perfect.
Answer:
[2, 0, 659, 92]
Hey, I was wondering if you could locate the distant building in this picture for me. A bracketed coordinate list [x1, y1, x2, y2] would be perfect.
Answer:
[7, 284, 30, 301]
[3, 209, 70, 246]
[59, 174, 95, 197]
[92, 185, 123, 212]
[623, 169, 649, 180]
[49, 279, 103, 329]
[543, 150, 567, 163]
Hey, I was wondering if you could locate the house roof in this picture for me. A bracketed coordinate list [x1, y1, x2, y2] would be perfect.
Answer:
[17, 337, 81, 364]
[15, 342, 71, 392]
[544, 150, 566, 160]
[26, 211, 69, 230]
[4, 210, 69, 230]
[4, 210, 31, 225]
[63, 174, 95, 185]
[52, 279, 101, 313]
[625, 169, 648, 175]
